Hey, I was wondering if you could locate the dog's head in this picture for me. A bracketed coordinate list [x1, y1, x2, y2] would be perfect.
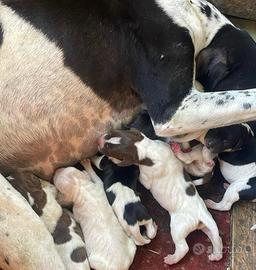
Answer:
[204, 124, 250, 153]
[97, 129, 154, 167]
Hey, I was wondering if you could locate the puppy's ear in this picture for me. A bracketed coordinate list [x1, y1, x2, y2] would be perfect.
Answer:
[196, 48, 229, 90]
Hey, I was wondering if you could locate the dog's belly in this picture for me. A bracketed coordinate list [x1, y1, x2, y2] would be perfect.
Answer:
[219, 159, 256, 183]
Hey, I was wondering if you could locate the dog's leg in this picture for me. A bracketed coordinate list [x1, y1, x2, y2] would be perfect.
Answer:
[80, 159, 103, 185]
[155, 88, 256, 138]
[164, 215, 190, 265]
[205, 181, 250, 211]
[201, 221, 223, 261]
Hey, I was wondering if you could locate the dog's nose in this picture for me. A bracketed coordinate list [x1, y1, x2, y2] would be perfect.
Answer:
[97, 135, 106, 148]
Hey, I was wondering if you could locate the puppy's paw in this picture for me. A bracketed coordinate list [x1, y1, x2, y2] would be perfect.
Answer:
[208, 252, 223, 261]
[164, 254, 179, 265]
[204, 199, 217, 209]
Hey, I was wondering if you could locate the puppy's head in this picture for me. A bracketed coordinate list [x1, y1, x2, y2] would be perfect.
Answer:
[53, 167, 90, 202]
[204, 124, 249, 153]
[97, 129, 154, 167]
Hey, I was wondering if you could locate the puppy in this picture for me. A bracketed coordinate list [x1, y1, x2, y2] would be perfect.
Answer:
[171, 142, 215, 179]
[83, 155, 157, 246]
[203, 122, 256, 211]
[54, 167, 136, 270]
[98, 129, 223, 265]
[7, 175, 90, 270]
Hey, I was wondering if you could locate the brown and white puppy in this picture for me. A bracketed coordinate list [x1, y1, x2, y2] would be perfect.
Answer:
[0, 174, 65, 270]
[54, 167, 136, 270]
[7, 175, 90, 270]
[83, 156, 157, 246]
[98, 129, 223, 265]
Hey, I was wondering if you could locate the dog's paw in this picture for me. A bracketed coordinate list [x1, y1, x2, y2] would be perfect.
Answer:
[208, 252, 223, 261]
[204, 199, 217, 209]
[164, 254, 179, 265]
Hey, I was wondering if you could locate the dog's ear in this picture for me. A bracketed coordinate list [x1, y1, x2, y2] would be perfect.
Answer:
[196, 48, 230, 91]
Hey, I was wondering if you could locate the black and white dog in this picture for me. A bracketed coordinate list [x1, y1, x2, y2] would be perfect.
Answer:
[202, 123, 256, 211]
[82, 155, 158, 246]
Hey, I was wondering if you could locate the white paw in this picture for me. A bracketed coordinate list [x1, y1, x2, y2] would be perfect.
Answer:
[164, 254, 179, 265]
[204, 199, 217, 209]
[208, 252, 223, 261]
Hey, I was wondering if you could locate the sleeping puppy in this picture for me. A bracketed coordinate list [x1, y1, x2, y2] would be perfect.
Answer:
[98, 129, 223, 265]
[202, 122, 256, 211]
[7, 175, 90, 270]
[54, 167, 136, 270]
[83, 155, 157, 246]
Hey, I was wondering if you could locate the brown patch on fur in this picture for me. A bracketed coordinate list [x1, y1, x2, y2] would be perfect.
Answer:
[70, 247, 87, 263]
[100, 129, 145, 165]
[52, 211, 72, 244]
[8, 173, 47, 216]
[140, 158, 154, 166]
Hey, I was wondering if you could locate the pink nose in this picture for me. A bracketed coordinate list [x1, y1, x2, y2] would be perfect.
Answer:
[97, 135, 106, 149]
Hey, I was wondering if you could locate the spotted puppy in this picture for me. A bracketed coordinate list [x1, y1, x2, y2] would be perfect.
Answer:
[54, 167, 136, 270]
[83, 155, 157, 246]
[7, 175, 90, 270]
[203, 122, 256, 212]
[171, 142, 215, 179]
[98, 129, 223, 265]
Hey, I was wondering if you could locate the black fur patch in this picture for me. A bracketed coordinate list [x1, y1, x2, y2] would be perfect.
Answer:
[106, 190, 116, 205]
[243, 103, 252, 110]
[70, 247, 87, 263]
[186, 184, 196, 196]
[123, 202, 151, 226]
[140, 158, 154, 166]
[239, 177, 256, 201]
[200, 3, 212, 18]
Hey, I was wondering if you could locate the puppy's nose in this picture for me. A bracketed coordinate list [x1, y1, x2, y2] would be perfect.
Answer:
[97, 135, 106, 149]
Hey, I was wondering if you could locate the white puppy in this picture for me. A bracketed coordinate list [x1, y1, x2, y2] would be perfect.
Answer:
[54, 167, 136, 270]
[98, 129, 223, 265]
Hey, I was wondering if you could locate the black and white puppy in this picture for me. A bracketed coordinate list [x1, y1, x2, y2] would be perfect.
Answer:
[82, 155, 157, 246]
[203, 122, 256, 211]
[98, 129, 223, 265]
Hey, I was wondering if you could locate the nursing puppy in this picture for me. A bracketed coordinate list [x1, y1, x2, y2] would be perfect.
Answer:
[7, 175, 90, 270]
[83, 155, 157, 246]
[171, 142, 215, 178]
[54, 167, 136, 270]
[98, 129, 223, 265]
[202, 122, 256, 211]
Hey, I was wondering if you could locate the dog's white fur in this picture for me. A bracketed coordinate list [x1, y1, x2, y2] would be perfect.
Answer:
[0, 174, 65, 270]
[83, 159, 158, 246]
[7, 176, 90, 270]
[133, 136, 223, 265]
[40, 181, 90, 270]
[54, 167, 136, 270]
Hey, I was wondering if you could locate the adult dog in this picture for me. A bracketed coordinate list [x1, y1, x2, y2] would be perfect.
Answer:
[0, 0, 256, 181]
